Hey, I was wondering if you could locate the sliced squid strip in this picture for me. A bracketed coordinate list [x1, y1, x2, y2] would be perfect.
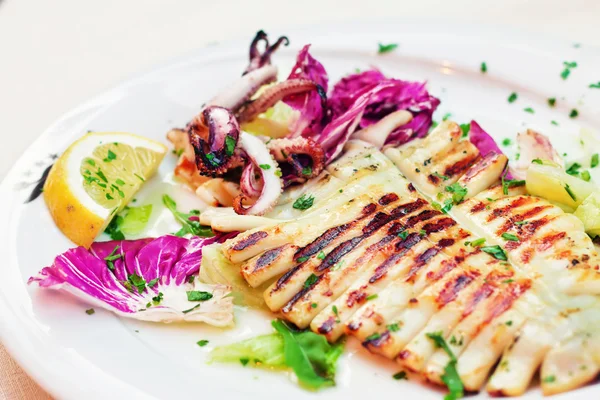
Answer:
[457, 152, 508, 199]
[487, 321, 555, 397]
[241, 244, 299, 288]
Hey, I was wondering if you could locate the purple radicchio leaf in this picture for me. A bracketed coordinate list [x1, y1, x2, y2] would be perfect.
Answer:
[320, 69, 439, 159]
[28, 233, 238, 326]
[283, 45, 329, 138]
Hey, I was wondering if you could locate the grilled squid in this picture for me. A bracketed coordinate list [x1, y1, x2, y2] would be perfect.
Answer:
[233, 132, 283, 215]
[267, 136, 326, 181]
[243, 30, 289, 75]
[188, 106, 241, 176]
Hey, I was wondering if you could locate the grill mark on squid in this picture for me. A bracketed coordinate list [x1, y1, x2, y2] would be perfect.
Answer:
[443, 153, 479, 177]
[504, 216, 556, 251]
[497, 205, 553, 234]
[435, 271, 479, 307]
[254, 247, 285, 271]
[486, 197, 530, 223]
[232, 231, 268, 251]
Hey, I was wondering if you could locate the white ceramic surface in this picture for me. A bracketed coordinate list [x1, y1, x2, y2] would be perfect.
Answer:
[1, 22, 599, 400]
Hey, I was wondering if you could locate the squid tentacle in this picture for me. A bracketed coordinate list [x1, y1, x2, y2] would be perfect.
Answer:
[243, 30, 289, 75]
[188, 106, 240, 176]
[236, 79, 323, 123]
[268, 137, 326, 179]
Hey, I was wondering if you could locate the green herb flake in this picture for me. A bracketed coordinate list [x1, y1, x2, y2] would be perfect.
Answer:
[186, 290, 213, 302]
[501, 233, 519, 242]
[582, 170, 592, 182]
[532, 158, 543, 165]
[508, 92, 518, 103]
[302, 166, 312, 176]
[311, 303, 318, 309]
[432, 171, 449, 181]
[366, 332, 382, 341]
[515, 220, 529, 226]
[182, 304, 201, 314]
[259, 164, 271, 170]
[426, 331, 464, 400]
[240, 357, 250, 366]
[570, 109, 579, 118]
[442, 112, 452, 121]
[398, 231, 409, 240]
[589, 82, 600, 89]
[419, 229, 427, 237]
[481, 245, 508, 261]
[469, 238, 486, 247]
[134, 173, 145, 182]
[293, 194, 315, 211]
[393, 371, 408, 380]
[591, 154, 599, 168]
[459, 123, 470, 138]
[524, 107, 535, 114]
[564, 184, 577, 201]
[445, 183, 468, 204]
[366, 294, 378, 301]
[501, 175, 526, 195]
[547, 97, 556, 107]
[317, 251, 326, 260]
[225, 135, 236, 156]
[551, 120, 559, 126]
[85, 308, 95, 315]
[296, 256, 309, 263]
[543, 375, 556, 383]
[388, 323, 400, 332]
[480, 62, 487, 73]
[304, 273, 318, 289]
[566, 162, 582, 176]
[502, 138, 512, 146]
[377, 43, 398, 54]
[197, 340, 209, 347]
[505, 320, 513, 326]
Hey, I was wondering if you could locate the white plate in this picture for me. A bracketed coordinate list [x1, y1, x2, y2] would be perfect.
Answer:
[1, 21, 599, 400]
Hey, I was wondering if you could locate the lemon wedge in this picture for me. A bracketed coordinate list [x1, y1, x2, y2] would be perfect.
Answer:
[44, 132, 167, 247]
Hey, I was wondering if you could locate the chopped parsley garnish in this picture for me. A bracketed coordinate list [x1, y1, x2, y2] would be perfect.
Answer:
[543, 375, 556, 383]
[591, 153, 599, 168]
[205, 152, 218, 166]
[182, 304, 201, 314]
[302, 166, 312, 176]
[551, 120, 559, 126]
[296, 256, 309, 263]
[126, 273, 148, 294]
[311, 303, 318, 309]
[85, 308, 95, 315]
[86, 159, 96, 166]
[188, 275, 195, 284]
[388, 323, 400, 332]
[468, 238, 486, 247]
[561, 61, 577, 80]
[393, 371, 408, 380]
[419, 229, 427, 237]
[103, 149, 117, 162]
[147, 278, 159, 288]
[508, 92, 518, 103]
[564, 183, 577, 201]
[502, 138, 512, 146]
[259, 164, 271, 170]
[377, 43, 398, 54]
[459, 123, 470, 138]
[590, 82, 600, 89]
[441, 199, 454, 214]
[523, 107, 535, 114]
[366, 294, 378, 301]
[293, 194, 315, 210]
[197, 340, 209, 347]
[501, 174, 526, 195]
[505, 320, 513, 326]
[304, 273, 318, 289]
[442, 112, 452, 121]
[481, 245, 508, 261]
[570, 109, 579, 118]
[566, 162, 582, 176]
[365, 332, 381, 341]
[426, 332, 464, 400]
[240, 357, 250, 366]
[515, 220, 529, 226]
[445, 183, 468, 204]
[532, 158, 543, 165]
[583, 171, 593, 182]
[224, 135, 236, 156]
[134, 173, 145, 182]
[104, 245, 122, 271]
[317, 251, 326, 260]
[547, 97, 556, 107]
[398, 231, 409, 240]
[332, 305, 340, 322]
[186, 291, 213, 302]
[480, 62, 487, 73]
[501, 233, 519, 242]
[432, 171, 449, 181]
[162, 194, 213, 237]
[152, 292, 164, 304]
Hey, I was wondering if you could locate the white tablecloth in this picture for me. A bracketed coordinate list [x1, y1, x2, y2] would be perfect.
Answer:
[0, 0, 599, 398]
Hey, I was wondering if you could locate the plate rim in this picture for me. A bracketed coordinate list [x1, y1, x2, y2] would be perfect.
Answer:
[1, 19, 599, 399]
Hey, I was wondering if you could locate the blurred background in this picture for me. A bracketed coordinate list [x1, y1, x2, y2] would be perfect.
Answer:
[0, 0, 599, 398]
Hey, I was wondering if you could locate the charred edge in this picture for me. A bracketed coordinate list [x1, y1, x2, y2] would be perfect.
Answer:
[407, 183, 416, 192]
[404, 209, 442, 230]
[317, 235, 364, 272]
[462, 283, 495, 318]
[486, 197, 530, 223]
[476, 280, 531, 333]
[254, 246, 285, 271]
[369, 233, 422, 283]
[406, 246, 441, 282]
[443, 153, 479, 178]
[346, 288, 368, 308]
[426, 258, 457, 282]
[273, 264, 302, 291]
[463, 152, 501, 181]
[470, 201, 487, 213]
[378, 193, 399, 206]
[363, 330, 390, 348]
[422, 217, 456, 234]
[347, 321, 362, 332]
[427, 174, 441, 185]
[537, 231, 567, 253]
[232, 231, 268, 251]
[294, 223, 353, 260]
[505, 216, 555, 251]
[281, 273, 324, 313]
[391, 198, 428, 217]
[362, 203, 377, 216]
[317, 316, 336, 334]
[498, 205, 552, 234]
[435, 271, 479, 308]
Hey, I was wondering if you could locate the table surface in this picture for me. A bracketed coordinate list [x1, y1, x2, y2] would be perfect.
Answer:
[1, 0, 599, 398]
